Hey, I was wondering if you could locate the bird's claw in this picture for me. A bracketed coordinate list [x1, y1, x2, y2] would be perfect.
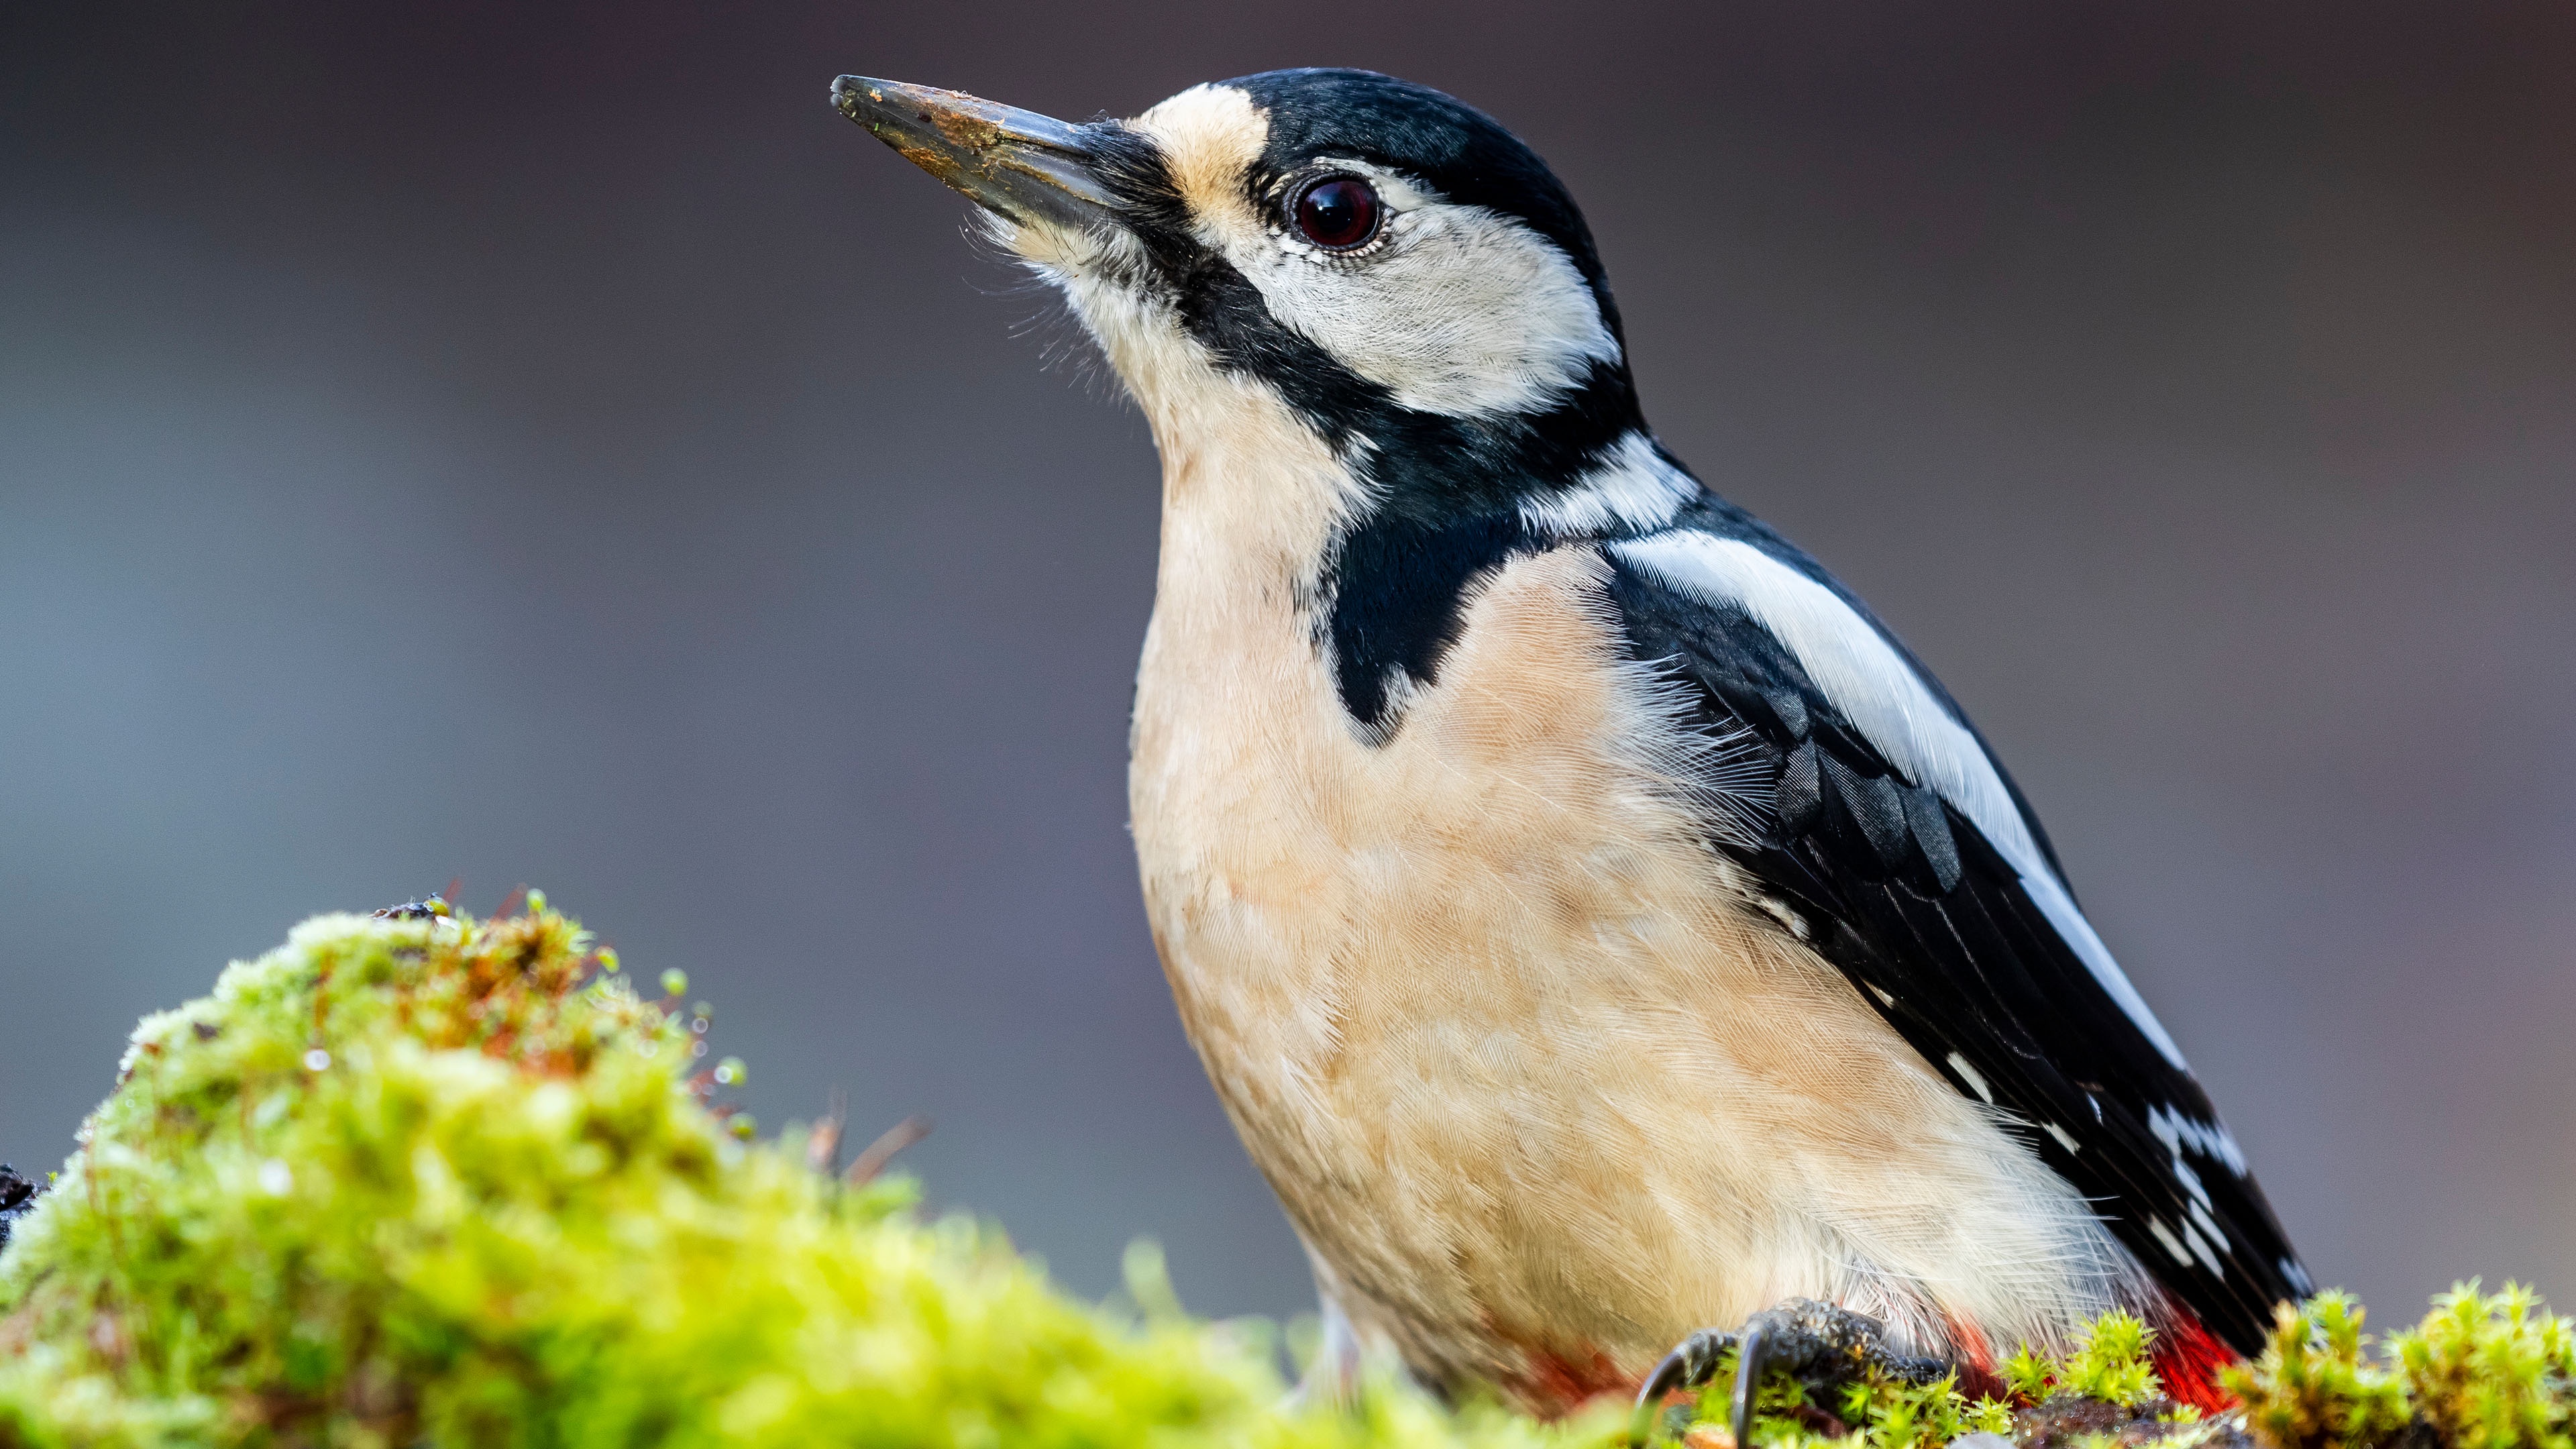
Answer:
[1633, 1299, 1951, 1445]
[1628, 1318, 1777, 1448]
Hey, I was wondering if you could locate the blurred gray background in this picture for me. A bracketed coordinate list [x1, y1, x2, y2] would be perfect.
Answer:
[4, 1, 2571, 1323]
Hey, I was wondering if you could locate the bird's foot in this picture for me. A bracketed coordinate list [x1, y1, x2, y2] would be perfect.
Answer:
[1633, 1299, 1951, 1446]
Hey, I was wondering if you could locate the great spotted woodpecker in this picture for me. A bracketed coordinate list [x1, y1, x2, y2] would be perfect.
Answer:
[835, 66, 2307, 1424]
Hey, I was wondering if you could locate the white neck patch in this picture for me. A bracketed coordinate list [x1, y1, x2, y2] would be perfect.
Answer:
[1519, 431, 1700, 535]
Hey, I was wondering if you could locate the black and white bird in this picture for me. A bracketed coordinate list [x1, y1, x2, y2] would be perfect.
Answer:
[835, 68, 2306, 1420]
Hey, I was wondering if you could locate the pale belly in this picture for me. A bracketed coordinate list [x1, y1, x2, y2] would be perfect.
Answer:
[1129, 545, 2121, 1411]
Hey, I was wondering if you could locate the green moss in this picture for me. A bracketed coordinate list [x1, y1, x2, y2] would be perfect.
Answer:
[2394, 1284, 2575, 1449]
[0, 906, 1599, 1449]
[0, 903, 2563, 1449]
[2223, 1284, 2576, 1449]
[1656, 1342, 2016, 1449]
[1827, 1367, 2017, 1449]
[2223, 1293, 2412, 1449]
[2004, 1312, 2168, 1413]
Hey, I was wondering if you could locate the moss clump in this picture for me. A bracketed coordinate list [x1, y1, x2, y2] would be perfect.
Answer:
[0, 904, 1593, 1449]
[2224, 1293, 2413, 1449]
[1637, 1302, 2221, 1449]
[2400, 1284, 2576, 1449]
[2225, 1285, 2576, 1449]
[2004, 1311, 2167, 1412]
[1816, 1362, 2015, 1449]
[0, 902, 2563, 1449]
[1641, 1303, 2019, 1449]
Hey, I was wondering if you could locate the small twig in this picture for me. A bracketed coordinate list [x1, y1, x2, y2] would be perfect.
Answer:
[845, 1115, 933, 1187]
[806, 1089, 849, 1177]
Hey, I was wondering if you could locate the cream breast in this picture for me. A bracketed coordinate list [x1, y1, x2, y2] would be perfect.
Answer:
[1128, 396, 2123, 1406]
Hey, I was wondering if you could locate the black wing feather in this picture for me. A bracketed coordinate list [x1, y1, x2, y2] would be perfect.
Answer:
[1603, 539, 2306, 1354]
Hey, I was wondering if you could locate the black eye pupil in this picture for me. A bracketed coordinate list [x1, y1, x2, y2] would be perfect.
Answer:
[1294, 177, 1380, 250]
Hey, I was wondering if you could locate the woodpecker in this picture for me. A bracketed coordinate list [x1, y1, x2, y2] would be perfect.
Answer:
[835, 68, 2308, 1421]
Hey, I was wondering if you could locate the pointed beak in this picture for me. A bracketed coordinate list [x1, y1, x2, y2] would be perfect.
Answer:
[832, 76, 1120, 231]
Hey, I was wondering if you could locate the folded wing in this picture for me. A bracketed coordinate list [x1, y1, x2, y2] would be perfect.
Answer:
[1599, 502, 2307, 1353]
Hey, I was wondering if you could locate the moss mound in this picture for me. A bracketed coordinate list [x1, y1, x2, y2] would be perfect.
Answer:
[2224, 1287, 2576, 1449]
[0, 901, 2563, 1449]
[0, 904, 1584, 1448]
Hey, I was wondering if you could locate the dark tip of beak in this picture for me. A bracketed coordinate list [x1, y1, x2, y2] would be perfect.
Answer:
[830, 75, 1118, 231]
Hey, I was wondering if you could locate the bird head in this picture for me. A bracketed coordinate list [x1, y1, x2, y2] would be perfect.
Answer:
[833, 69, 1648, 511]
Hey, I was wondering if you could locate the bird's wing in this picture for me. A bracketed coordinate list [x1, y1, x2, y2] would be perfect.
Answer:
[1596, 500, 2307, 1353]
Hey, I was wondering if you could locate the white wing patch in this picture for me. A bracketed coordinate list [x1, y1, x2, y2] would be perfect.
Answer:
[1945, 1052, 1994, 1105]
[1610, 530, 2194, 1071]
[2149, 1103, 2251, 1177]
[2188, 1200, 2231, 1254]
[2180, 1219, 2222, 1274]
[1519, 432, 1698, 535]
[2147, 1215, 2194, 1268]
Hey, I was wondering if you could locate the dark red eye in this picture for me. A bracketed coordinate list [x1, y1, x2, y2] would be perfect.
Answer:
[1293, 176, 1381, 250]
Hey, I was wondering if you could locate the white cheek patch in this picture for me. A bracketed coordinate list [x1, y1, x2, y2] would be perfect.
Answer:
[1611, 530, 2196, 1073]
[1226, 172, 1620, 419]
[1519, 431, 1699, 535]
